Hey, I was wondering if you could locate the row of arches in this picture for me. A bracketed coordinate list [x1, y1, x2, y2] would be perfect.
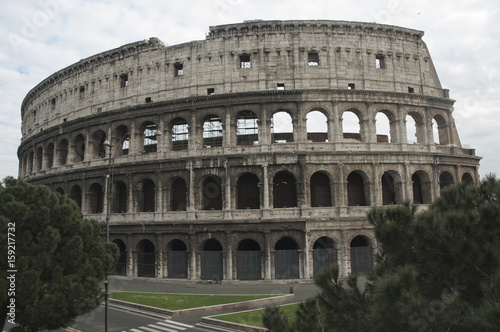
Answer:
[57, 169, 474, 214]
[21, 106, 454, 175]
[112, 235, 373, 280]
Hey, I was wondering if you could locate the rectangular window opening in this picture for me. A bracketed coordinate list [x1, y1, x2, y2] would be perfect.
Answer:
[145, 97, 152, 103]
[408, 87, 415, 93]
[240, 54, 251, 69]
[375, 55, 386, 69]
[207, 88, 215, 95]
[120, 74, 129, 88]
[348, 83, 355, 90]
[174, 63, 183, 76]
[277, 83, 285, 90]
[308, 52, 319, 66]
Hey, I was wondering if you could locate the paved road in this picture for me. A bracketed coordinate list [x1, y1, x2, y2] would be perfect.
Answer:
[4, 303, 207, 332]
[4, 277, 321, 332]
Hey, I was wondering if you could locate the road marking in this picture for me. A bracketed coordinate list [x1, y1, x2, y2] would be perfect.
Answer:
[148, 324, 177, 332]
[159, 321, 191, 329]
[136, 326, 161, 332]
[62, 328, 82, 332]
[127, 319, 193, 332]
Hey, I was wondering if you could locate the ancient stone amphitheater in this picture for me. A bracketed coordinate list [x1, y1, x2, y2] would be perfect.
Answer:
[18, 20, 480, 281]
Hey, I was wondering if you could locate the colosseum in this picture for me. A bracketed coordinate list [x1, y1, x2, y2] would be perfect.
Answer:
[18, 20, 480, 281]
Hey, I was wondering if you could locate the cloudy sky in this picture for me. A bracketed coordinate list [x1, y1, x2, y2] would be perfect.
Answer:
[1, 0, 499, 180]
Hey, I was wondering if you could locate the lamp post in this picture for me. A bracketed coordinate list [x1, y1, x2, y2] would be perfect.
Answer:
[102, 139, 113, 332]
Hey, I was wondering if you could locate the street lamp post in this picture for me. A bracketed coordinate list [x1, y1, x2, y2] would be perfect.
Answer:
[103, 139, 113, 332]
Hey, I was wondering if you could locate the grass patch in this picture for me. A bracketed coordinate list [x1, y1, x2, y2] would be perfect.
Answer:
[110, 292, 275, 311]
[214, 303, 300, 328]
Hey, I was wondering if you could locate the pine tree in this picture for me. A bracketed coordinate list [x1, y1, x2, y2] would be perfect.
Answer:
[263, 175, 500, 331]
[0, 178, 118, 331]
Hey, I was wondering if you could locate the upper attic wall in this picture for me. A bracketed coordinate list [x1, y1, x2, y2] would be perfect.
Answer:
[20, 20, 449, 142]
[206, 20, 425, 41]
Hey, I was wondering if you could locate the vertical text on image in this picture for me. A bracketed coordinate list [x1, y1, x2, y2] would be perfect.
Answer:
[7, 222, 16, 325]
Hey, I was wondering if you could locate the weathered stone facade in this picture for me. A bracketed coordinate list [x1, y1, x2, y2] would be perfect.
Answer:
[18, 20, 480, 281]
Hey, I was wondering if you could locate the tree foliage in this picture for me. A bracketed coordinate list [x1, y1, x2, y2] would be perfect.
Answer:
[0, 178, 118, 331]
[263, 176, 500, 331]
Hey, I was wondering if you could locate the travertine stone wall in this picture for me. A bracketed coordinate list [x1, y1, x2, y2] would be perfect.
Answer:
[18, 20, 480, 281]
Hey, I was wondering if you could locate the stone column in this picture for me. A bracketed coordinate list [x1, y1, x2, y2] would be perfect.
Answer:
[332, 101, 342, 143]
[264, 232, 272, 280]
[189, 236, 197, 280]
[156, 174, 163, 214]
[262, 163, 270, 209]
[188, 161, 196, 212]
[225, 232, 233, 280]
[224, 107, 232, 148]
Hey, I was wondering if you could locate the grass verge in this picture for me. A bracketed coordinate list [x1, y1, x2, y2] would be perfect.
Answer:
[110, 292, 275, 311]
[213, 303, 300, 328]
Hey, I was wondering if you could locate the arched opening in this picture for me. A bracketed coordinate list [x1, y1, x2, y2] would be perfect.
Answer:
[141, 179, 155, 212]
[347, 171, 367, 206]
[313, 237, 337, 276]
[112, 239, 127, 276]
[73, 134, 85, 162]
[306, 110, 328, 142]
[237, 173, 260, 209]
[136, 239, 156, 278]
[171, 118, 189, 150]
[433, 114, 449, 145]
[271, 111, 293, 143]
[112, 181, 127, 213]
[310, 172, 332, 207]
[167, 239, 188, 279]
[200, 239, 223, 281]
[90, 130, 106, 159]
[28, 151, 33, 174]
[203, 115, 223, 148]
[439, 171, 454, 193]
[69, 185, 82, 209]
[237, 239, 262, 280]
[412, 171, 432, 204]
[36, 147, 43, 171]
[237, 111, 258, 145]
[412, 173, 423, 204]
[55, 187, 64, 196]
[114, 125, 130, 156]
[142, 122, 158, 153]
[375, 111, 391, 143]
[58, 139, 68, 165]
[342, 110, 362, 142]
[171, 178, 187, 211]
[462, 173, 474, 185]
[275, 237, 299, 279]
[350, 236, 372, 275]
[406, 114, 417, 144]
[273, 171, 297, 208]
[202, 176, 222, 210]
[88, 183, 103, 214]
[409, 112, 426, 144]
[381, 172, 396, 205]
[47, 143, 54, 168]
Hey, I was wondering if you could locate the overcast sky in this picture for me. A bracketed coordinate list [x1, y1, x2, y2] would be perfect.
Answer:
[1, 0, 499, 180]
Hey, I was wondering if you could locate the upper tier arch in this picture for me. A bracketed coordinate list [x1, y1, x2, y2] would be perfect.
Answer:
[21, 20, 446, 143]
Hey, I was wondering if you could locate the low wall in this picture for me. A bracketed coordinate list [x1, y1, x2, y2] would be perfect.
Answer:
[109, 293, 294, 318]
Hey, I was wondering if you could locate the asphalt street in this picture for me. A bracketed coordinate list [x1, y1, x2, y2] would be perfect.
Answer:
[3, 277, 320, 332]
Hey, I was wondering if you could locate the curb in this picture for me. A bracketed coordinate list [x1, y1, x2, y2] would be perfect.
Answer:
[109, 293, 294, 318]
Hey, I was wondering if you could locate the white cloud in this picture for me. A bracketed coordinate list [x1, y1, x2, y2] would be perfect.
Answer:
[1, 0, 499, 179]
